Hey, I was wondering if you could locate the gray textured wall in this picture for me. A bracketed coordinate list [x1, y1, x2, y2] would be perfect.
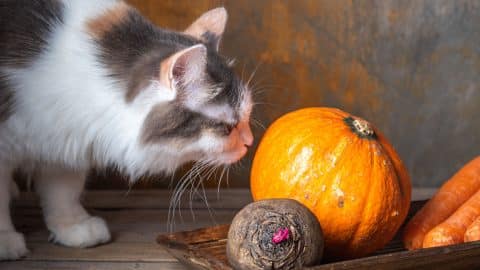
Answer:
[98, 0, 480, 189]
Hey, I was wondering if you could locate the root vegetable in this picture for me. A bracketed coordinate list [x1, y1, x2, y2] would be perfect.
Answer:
[403, 156, 480, 250]
[423, 188, 480, 248]
[226, 199, 323, 270]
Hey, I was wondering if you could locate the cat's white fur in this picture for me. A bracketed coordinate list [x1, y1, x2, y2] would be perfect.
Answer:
[0, 0, 252, 260]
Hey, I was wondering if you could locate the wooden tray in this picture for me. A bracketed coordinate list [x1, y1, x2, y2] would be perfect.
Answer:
[157, 201, 480, 269]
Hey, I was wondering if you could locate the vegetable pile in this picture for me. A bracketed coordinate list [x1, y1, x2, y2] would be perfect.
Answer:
[403, 156, 480, 249]
[229, 106, 480, 266]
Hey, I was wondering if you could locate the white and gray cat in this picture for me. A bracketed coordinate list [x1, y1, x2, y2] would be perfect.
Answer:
[0, 0, 253, 260]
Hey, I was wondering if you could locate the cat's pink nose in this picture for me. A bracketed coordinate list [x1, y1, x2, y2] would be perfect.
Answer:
[238, 121, 254, 147]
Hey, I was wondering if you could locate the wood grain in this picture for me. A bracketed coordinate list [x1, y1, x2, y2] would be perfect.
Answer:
[1, 262, 187, 270]
[13, 189, 253, 209]
[12, 207, 238, 243]
[25, 243, 174, 262]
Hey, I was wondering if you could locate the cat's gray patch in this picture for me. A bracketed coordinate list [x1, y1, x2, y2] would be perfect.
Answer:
[0, 75, 14, 122]
[0, 0, 64, 68]
[94, 8, 244, 110]
[125, 51, 166, 102]
[142, 104, 234, 144]
[206, 52, 242, 112]
[95, 9, 197, 102]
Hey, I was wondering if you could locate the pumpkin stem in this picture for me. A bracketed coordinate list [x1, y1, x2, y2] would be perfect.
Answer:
[344, 117, 376, 139]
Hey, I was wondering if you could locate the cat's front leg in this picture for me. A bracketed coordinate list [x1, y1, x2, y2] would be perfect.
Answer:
[35, 168, 110, 248]
[0, 165, 29, 260]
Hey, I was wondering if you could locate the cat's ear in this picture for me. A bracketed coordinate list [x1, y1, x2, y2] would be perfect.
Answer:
[160, 44, 207, 91]
[184, 7, 227, 51]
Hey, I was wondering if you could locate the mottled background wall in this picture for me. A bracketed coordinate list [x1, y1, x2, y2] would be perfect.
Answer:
[88, 0, 480, 189]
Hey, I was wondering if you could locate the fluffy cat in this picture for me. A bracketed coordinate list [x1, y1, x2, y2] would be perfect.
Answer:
[0, 0, 253, 260]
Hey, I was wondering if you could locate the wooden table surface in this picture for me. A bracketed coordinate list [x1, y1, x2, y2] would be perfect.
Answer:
[1, 188, 436, 270]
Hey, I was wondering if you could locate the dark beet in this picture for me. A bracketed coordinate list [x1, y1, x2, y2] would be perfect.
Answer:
[226, 199, 324, 270]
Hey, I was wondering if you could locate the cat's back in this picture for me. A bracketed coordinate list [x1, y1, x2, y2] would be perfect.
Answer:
[0, 0, 64, 68]
[0, 0, 125, 118]
[0, 0, 63, 122]
[0, 0, 127, 139]
[0, 0, 122, 68]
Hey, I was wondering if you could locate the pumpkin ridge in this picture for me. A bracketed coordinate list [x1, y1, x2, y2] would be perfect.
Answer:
[389, 156, 404, 198]
[373, 136, 406, 199]
[373, 142, 408, 249]
[321, 134, 350, 178]
[341, 139, 372, 254]
[319, 136, 350, 254]
[327, 133, 368, 246]
[295, 129, 344, 211]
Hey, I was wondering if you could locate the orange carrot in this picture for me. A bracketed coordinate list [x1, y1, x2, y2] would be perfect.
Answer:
[464, 216, 480, 242]
[423, 188, 480, 248]
[403, 156, 480, 250]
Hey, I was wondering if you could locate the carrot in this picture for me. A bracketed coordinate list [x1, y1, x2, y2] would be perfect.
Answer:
[422, 188, 480, 248]
[403, 156, 480, 250]
[464, 216, 480, 242]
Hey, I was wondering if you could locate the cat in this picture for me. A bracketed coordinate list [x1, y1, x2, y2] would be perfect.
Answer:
[0, 0, 253, 260]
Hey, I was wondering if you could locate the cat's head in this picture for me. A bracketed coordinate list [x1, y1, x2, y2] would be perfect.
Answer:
[137, 8, 253, 168]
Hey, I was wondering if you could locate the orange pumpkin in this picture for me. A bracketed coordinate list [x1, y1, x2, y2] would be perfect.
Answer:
[250, 107, 411, 260]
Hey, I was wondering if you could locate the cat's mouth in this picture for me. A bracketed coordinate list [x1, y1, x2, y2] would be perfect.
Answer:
[221, 145, 249, 164]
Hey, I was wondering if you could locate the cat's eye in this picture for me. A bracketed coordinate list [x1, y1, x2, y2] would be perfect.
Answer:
[221, 123, 235, 135]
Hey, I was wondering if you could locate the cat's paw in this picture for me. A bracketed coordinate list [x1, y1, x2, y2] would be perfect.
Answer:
[49, 216, 111, 248]
[0, 231, 29, 260]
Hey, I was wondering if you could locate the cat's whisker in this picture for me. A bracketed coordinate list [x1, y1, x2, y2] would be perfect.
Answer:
[251, 118, 267, 130]
[216, 165, 224, 197]
[188, 160, 211, 221]
[252, 101, 279, 107]
[251, 89, 270, 97]
[178, 163, 205, 219]
[226, 166, 231, 188]
[177, 159, 227, 227]
[125, 181, 134, 196]
[249, 82, 284, 96]
[168, 161, 202, 232]
[168, 170, 176, 189]
[188, 165, 204, 221]
[246, 62, 263, 90]
[168, 178, 183, 231]
[170, 158, 212, 227]
[188, 175, 203, 222]
[200, 180, 217, 226]
[216, 166, 227, 200]
[251, 83, 284, 91]
[188, 178, 197, 222]
[168, 179, 185, 231]
[204, 164, 218, 187]
[236, 159, 246, 170]
[188, 160, 218, 225]
[247, 75, 266, 88]
[240, 62, 247, 84]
